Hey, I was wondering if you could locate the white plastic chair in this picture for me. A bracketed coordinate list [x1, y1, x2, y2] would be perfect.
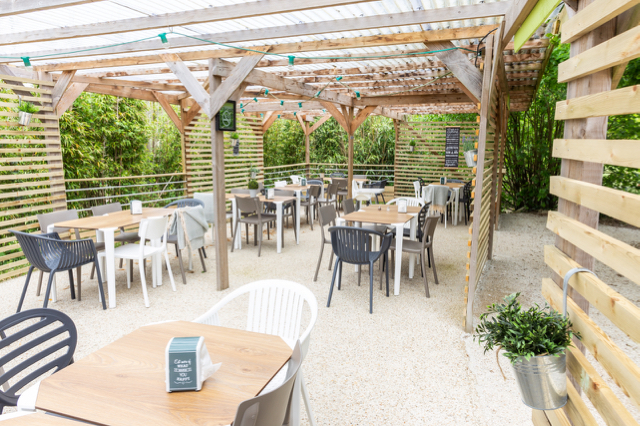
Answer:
[275, 180, 287, 188]
[386, 197, 425, 207]
[290, 175, 301, 184]
[193, 280, 318, 426]
[112, 216, 176, 307]
[413, 181, 421, 199]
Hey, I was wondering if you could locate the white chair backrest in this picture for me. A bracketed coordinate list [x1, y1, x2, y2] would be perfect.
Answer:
[275, 180, 287, 188]
[194, 192, 214, 223]
[193, 280, 318, 358]
[386, 197, 424, 207]
[413, 181, 421, 199]
[290, 175, 300, 184]
[138, 216, 168, 246]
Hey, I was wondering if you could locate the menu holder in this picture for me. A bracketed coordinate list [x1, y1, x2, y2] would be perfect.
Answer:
[398, 199, 407, 213]
[300, 177, 307, 186]
[165, 336, 221, 392]
[266, 188, 275, 199]
[440, 177, 447, 185]
[130, 200, 142, 215]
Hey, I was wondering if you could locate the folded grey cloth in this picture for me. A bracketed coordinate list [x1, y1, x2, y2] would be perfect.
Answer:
[169, 206, 209, 251]
[423, 185, 450, 209]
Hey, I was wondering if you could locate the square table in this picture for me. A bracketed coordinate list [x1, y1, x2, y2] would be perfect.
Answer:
[34, 321, 292, 426]
[51, 208, 173, 309]
[336, 207, 416, 295]
[227, 193, 296, 253]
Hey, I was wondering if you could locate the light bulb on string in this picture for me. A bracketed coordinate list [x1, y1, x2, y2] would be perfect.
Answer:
[21, 57, 31, 68]
[288, 56, 295, 71]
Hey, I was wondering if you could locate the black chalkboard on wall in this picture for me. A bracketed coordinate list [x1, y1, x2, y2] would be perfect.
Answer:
[445, 127, 460, 168]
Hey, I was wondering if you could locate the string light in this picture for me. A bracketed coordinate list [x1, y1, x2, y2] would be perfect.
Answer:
[21, 57, 31, 68]
[288, 56, 295, 70]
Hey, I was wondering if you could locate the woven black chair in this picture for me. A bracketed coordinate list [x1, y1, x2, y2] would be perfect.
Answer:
[458, 181, 473, 225]
[0, 308, 77, 413]
[9, 231, 106, 312]
[394, 202, 431, 241]
[327, 226, 393, 314]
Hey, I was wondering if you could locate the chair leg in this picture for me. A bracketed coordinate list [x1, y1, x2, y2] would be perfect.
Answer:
[74, 266, 82, 301]
[313, 240, 325, 282]
[430, 247, 439, 284]
[231, 220, 240, 253]
[300, 372, 317, 426]
[126, 259, 132, 289]
[138, 259, 150, 308]
[68, 270, 76, 300]
[327, 258, 340, 308]
[17, 266, 34, 312]
[421, 253, 430, 298]
[36, 270, 44, 296]
[246, 223, 249, 245]
[385, 253, 390, 297]
[254, 224, 257, 246]
[176, 246, 187, 285]
[129, 258, 133, 280]
[427, 247, 431, 268]
[202, 246, 207, 258]
[328, 250, 334, 271]
[199, 248, 207, 272]
[42, 270, 57, 309]
[357, 264, 361, 286]
[369, 262, 374, 314]
[164, 250, 177, 292]
[337, 260, 343, 290]
[94, 259, 106, 310]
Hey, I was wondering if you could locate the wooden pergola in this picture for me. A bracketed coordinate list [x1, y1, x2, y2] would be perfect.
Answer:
[0, 0, 551, 328]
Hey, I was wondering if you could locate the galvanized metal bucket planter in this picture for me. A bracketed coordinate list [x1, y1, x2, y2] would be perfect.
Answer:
[512, 353, 567, 410]
[464, 150, 477, 167]
[18, 111, 33, 126]
[409, 145, 415, 152]
[249, 189, 258, 197]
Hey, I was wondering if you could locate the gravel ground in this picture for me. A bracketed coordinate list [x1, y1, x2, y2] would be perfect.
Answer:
[2, 212, 639, 425]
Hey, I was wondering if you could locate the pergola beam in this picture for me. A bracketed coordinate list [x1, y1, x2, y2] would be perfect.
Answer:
[32, 25, 498, 72]
[209, 54, 265, 119]
[56, 82, 88, 117]
[51, 71, 76, 110]
[354, 93, 471, 106]
[152, 91, 183, 133]
[502, 0, 540, 48]
[0, 0, 103, 17]
[161, 54, 211, 117]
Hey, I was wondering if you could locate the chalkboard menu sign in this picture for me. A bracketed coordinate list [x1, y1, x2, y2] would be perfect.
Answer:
[445, 127, 460, 168]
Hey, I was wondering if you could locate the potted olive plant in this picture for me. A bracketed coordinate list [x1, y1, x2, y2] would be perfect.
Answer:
[230, 132, 240, 156]
[248, 179, 259, 197]
[409, 139, 416, 152]
[474, 293, 579, 410]
[17, 101, 39, 126]
[463, 137, 477, 167]
[249, 164, 259, 179]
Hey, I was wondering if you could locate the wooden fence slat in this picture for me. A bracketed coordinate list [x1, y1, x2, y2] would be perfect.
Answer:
[0, 74, 56, 86]
[552, 139, 640, 168]
[547, 211, 640, 286]
[545, 245, 640, 343]
[564, 379, 599, 426]
[555, 84, 640, 120]
[542, 278, 640, 407]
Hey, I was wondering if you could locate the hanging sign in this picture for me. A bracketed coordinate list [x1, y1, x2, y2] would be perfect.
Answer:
[215, 100, 237, 131]
[444, 127, 460, 168]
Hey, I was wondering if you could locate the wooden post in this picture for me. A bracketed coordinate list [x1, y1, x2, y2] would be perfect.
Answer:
[495, 95, 508, 229]
[488, 92, 502, 259]
[553, 0, 615, 312]
[393, 119, 399, 198]
[179, 99, 190, 197]
[208, 60, 229, 291]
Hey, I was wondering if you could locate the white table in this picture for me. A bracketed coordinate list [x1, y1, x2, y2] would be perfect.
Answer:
[422, 183, 464, 225]
[336, 206, 418, 295]
[228, 193, 296, 254]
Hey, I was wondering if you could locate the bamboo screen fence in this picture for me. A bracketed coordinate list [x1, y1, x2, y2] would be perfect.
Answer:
[0, 73, 64, 282]
[183, 113, 264, 195]
[394, 120, 478, 197]
[532, 0, 640, 423]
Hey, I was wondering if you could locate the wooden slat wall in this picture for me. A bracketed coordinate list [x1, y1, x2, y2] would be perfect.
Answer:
[183, 113, 264, 195]
[0, 73, 64, 282]
[463, 30, 505, 332]
[395, 121, 478, 197]
[531, 0, 640, 424]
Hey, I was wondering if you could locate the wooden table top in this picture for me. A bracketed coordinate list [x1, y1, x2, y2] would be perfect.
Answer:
[0, 413, 82, 425]
[226, 193, 296, 203]
[341, 209, 413, 225]
[53, 208, 172, 230]
[362, 205, 422, 214]
[283, 184, 312, 191]
[36, 321, 292, 426]
[428, 182, 465, 189]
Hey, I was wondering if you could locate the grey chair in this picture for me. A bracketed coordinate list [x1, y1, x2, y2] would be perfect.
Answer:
[164, 200, 207, 284]
[231, 341, 303, 426]
[327, 226, 393, 313]
[0, 308, 78, 413]
[300, 185, 321, 230]
[36, 210, 104, 301]
[10, 231, 106, 311]
[91, 202, 140, 273]
[389, 213, 440, 297]
[330, 172, 344, 178]
[231, 196, 277, 257]
[342, 198, 355, 215]
[318, 183, 339, 214]
[333, 178, 348, 208]
[353, 174, 366, 179]
[313, 205, 336, 282]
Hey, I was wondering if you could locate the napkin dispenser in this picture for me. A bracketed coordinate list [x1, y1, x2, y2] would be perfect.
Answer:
[130, 200, 142, 215]
[398, 199, 407, 213]
[439, 177, 447, 185]
[265, 188, 275, 200]
[165, 336, 221, 392]
[300, 177, 307, 186]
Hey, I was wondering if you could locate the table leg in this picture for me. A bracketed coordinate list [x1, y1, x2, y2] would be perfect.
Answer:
[408, 216, 417, 279]
[454, 188, 460, 226]
[152, 238, 162, 287]
[103, 228, 117, 309]
[295, 191, 301, 244]
[232, 198, 241, 251]
[276, 201, 283, 253]
[394, 223, 403, 295]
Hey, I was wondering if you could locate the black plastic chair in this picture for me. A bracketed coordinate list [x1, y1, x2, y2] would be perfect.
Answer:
[327, 226, 393, 314]
[9, 231, 106, 312]
[363, 179, 388, 204]
[0, 308, 77, 413]
[459, 181, 473, 225]
[395, 202, 431, 241]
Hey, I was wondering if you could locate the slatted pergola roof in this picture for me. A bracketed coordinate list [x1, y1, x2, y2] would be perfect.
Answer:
[0, 0, 549, 119]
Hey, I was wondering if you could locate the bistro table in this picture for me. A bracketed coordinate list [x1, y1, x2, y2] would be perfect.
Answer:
[336, 206, 417, 295]
[227, 193, 296, 253]
[32, 321, 292, 426]
[423, 182, 465, 225]
[51, 208, 173, 309]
